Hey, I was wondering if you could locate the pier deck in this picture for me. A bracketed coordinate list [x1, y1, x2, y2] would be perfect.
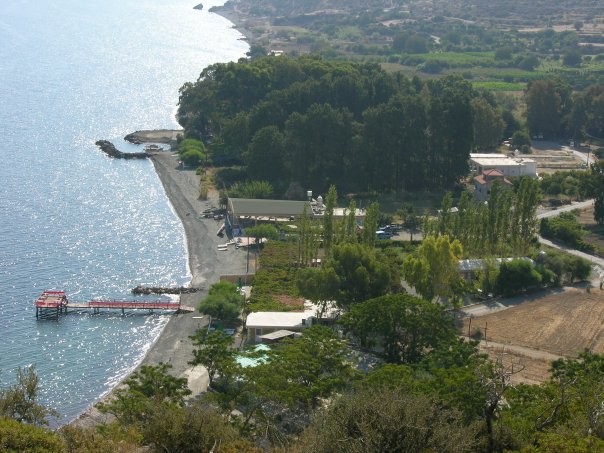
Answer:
[35, 290, 192, 319]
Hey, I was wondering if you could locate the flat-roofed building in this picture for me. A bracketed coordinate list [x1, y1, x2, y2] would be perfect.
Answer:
[226, 197, 365, 235]
[246, 311, 314, 344]
[470, 154, 537, 178]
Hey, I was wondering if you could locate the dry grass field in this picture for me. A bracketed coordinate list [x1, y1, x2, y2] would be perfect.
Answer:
[461, 287, 604, 383]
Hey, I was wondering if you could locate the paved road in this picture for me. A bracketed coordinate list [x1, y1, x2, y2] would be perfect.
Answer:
[535, 198, 604, 274]
[536, 198, 594, 219]
[564, 145, 595, 166]
[461, 199, 603, 318]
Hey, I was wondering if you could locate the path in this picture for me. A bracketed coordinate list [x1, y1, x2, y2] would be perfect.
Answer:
[477, 338, 565, 363]
[535, 198, 604, 280]
[536, 198, 594, 219]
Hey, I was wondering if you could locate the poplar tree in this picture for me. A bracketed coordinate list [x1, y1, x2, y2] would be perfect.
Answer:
[361, 201, 380, 247]
[342, 199, 358, 243]
[323, 185, 337, 256]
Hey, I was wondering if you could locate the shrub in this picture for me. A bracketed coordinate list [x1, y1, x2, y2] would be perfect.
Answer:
[198, 281, 244, 323]
[228, 180, 273, 199]
[496, 259, 542, 296]
[539, 212, 594, 253]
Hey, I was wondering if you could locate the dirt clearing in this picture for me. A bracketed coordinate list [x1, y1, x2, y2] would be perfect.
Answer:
[461, 287, 604, 383]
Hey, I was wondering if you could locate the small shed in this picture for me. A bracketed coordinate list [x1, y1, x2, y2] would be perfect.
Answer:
[259, 329, 301, 343]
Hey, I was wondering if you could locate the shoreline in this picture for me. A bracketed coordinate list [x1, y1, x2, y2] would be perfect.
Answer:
[71, 151, 248, 428]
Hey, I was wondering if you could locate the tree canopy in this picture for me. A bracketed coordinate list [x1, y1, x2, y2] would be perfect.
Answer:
[178, 56, 475, 194]
[342, 293, 457, 364]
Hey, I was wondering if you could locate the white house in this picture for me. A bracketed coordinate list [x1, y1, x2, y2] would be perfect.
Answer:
[470, 153, 537, 178]
[246, 310, 315, 344]
[245, 301, 340, 344]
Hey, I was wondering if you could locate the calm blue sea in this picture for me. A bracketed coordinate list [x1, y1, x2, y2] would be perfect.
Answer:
[0, 0, 247, 424]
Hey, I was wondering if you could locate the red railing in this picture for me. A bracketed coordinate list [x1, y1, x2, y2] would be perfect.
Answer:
[35, 290, 67, 308]
[88, 300, 181, 310]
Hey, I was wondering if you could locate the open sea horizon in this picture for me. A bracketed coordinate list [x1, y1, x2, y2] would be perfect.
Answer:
[0, 0, 247, 424]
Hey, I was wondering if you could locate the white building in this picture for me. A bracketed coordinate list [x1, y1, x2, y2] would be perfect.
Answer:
[470, 153, 537, 178]
[246, 311, 314, 344]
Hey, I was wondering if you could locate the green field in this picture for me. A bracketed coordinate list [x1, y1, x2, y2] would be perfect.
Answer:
[472, 81, 525, 91]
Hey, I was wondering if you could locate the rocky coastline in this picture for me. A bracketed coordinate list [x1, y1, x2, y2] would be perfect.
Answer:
[95, 140, 148, 159]
[71, 148, 248, 428]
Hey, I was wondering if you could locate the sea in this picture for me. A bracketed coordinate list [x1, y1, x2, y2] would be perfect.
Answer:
[0, 0, 247, 425]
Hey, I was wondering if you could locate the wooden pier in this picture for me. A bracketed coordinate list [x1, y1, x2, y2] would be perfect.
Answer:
[35, 290, 192, 319]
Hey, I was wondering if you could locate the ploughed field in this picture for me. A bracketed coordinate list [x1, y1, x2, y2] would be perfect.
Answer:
[461, 287, 604, 383]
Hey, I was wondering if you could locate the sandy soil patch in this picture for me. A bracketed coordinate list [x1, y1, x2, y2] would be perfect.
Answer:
[461, 287, 604, 382]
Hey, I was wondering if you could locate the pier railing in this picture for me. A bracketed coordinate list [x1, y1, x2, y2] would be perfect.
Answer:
[35, 290, 191, 319]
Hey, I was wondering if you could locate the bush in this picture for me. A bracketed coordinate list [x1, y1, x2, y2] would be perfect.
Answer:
[511, 130, 531, 148]
[535, 249, 592, 285]
[198, 281, 244, 323]
[178, 139, 207, 167]
[0, 417, 65, 452]
[228, 180, 273, 199]
[539, 212, 594, 253]
[419, 59, 449, 74]
[496, 259, 542, 296]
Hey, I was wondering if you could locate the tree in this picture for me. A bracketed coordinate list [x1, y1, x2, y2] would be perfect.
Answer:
[525, 79, 570, 138]
[495, 47, 513, 61]
[502, 352, 604, 449]
[189, 330, 236, 388]
[342, 294, 457, 364]
[496, 259, 542, 296]
[296, 267, 340, 318]
[97, 363, 190, 424]
[517, 54, 539, 71]
[425, 76, 474, 188]
[139, 403, 249, 453]
[361, 201, 380, 247]
[403, 235, 464, 303]
[0, 366, 57, 426]
[246, 44, 268, 59]
[244, 326, 354, 412]
[322, 185, 337, 256]
[549, 352, 604, 437]
[326, 243, 392, 307]
[511, 130, 531, 148]
[511, 177, 540, 254]
[587, 161, 604, 225]
[397, 203, 420, 241]
[296, 388, 481, 453]
[472, 97, 505, 150]
[341, 199, 358, 243]
[245, 126, 285, 183]
[563, 49, 582, 67]
[198, 280, 244, 323]
[284, 103, 353, 190]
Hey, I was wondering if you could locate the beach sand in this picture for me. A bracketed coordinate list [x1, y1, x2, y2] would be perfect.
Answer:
[71, 151, 248, 427]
